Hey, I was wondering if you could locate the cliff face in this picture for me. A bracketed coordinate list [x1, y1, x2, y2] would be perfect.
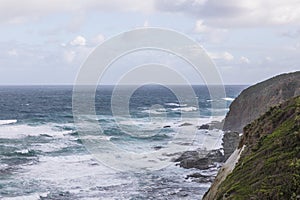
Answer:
[204, 96, 300, 199]
[223, 71, 300, 133]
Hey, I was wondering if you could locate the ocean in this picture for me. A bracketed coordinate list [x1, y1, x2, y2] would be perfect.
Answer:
[0, 85, 245, 200]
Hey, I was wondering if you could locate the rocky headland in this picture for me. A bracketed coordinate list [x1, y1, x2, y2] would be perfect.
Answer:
[222, 71, 300, 160]
[204, 95, 300, 199]
[172, 71, 300, 199]
[202, 71, 300, 199]
[224, 71, 300, 133]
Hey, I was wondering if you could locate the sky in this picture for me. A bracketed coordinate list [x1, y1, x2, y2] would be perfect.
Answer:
[0, 0, 300, 85]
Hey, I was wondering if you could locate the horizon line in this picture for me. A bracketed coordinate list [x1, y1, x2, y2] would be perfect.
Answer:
[0, 84, 249, 87]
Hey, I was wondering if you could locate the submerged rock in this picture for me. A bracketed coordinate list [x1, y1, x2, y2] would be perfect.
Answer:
[197, 121, 224, 130]
[153, 146, 163, 150]
[186, 173, 215, 183]
[179, 122, 193, 127]
[198, 124, 209, 130]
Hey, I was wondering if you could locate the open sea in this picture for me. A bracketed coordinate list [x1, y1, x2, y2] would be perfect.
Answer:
[0, 85, 245, 200]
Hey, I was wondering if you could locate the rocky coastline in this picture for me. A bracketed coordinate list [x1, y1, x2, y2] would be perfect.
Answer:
[202, 71, 300, 199]
[204, 95, 300, 199]
[173, 71, 300, 199]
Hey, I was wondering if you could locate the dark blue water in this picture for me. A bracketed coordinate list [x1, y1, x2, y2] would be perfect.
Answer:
[0, 85, 244, 121]
[0, 85, 245, 200]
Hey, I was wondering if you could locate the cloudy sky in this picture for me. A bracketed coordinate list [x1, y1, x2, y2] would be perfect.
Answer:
[0, 0, 300, 85]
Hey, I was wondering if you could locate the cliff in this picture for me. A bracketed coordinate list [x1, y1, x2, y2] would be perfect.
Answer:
[203, 96, 300, 199]
[222, 71, 300, 161]
[223, 71, 300, 133]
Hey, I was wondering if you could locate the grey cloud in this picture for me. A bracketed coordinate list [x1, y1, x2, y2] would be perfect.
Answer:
[155, 0, 244, 18]
[155, 0, 300, 27]
[0, 0, 155, 24]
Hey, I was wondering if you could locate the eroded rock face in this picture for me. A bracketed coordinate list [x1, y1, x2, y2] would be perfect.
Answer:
[222, 132, 240, 161]
[223, 71, 300, 133]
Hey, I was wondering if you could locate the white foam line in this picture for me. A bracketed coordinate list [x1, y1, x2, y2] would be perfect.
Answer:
[222, 97, 235, 101]
[1, 192, 47, 200]
[0, 119, 17, 125]
[0, 123, 74, 139]
[165, 103, 187, 107]
[171, 106, 198, 112]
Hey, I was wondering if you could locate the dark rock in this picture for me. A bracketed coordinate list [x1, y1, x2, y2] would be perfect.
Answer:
[173, 150, 199, 162]
[179, 122, 193, 127]
[174, 149, 224, 170]
[206, 149, 225, 163]
[153, 146, 163, 150]
[178, 193, 189, 197]
[186, 172, 203, 178]
[163, 125, 171, 128]
[198, 124, 209, 129]
[177, 157, 212, 170]
[186, 173, 215, 183]
[197, 121, 224, 130]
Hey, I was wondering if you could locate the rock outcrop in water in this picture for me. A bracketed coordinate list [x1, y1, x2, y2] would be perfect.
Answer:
[174, 149, 224, 170]
[223, 71, 300, 133]
[203, 96, 300, 199]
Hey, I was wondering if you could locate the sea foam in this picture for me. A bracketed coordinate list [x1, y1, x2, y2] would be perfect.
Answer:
[0, 119, 17, 125]
[0, 123, 74, 139]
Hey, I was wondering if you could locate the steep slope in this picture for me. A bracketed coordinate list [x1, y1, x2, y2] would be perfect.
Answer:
[223, 71, 300, 133]
[204, 96, 300, 199]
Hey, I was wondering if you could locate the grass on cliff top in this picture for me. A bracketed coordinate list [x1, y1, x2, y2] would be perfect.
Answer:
[216, 96, 300, 200]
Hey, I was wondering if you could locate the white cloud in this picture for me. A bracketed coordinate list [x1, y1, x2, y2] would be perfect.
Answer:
[240, 56, 250, 64]
[194, 20, 208, 33]
[7, 49, 18, 56]
[208, 51, 234, 61]
[194, 19, 228, 43]
[70, 36, 86, 46]
[223, 52, 234, 61]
